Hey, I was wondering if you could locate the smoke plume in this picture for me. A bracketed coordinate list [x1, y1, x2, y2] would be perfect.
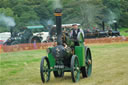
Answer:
[0, 14, 16, 27]
[47, 19, 54, 25]
[107, 10, 117, 24]
[53, 0, 62, 9]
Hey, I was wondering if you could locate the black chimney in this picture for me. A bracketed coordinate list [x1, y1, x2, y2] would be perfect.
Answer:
[102, 21, 105, 31]
[114, 23, 118, 31]
[54, 8, 62, 45]
[10, 26, 13, 37]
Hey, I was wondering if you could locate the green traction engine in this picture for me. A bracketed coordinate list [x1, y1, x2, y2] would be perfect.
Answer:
[40, 8, 92, 83]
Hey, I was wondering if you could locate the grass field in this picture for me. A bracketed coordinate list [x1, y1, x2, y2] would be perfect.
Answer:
[119, 28, 128, 36]
[0, 42, 128, 85]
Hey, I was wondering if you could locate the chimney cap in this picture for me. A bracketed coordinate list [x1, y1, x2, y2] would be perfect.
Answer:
[55, 8, 62, 13]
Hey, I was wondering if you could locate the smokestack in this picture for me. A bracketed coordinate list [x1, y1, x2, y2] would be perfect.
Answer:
[114, 22, 118, 31]
[102, 21, 105, 31]
[10, 26, 13, 37]
[54, 8, 62, 45]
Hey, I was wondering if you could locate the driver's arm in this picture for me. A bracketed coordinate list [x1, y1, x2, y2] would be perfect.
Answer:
[80, 29, 84, 38]
[70, 30, 73, 38]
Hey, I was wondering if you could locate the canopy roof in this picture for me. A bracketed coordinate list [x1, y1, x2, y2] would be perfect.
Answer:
[27, 25, 44, 29]
[52, 24, 80, 28]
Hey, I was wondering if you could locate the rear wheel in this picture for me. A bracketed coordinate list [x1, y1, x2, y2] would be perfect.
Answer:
[11, 41, 19, 45]
[81, 47, 92, 78]
[40, 56, 50, 83]
[71, 55, 80, 82]
[29, 36, 41, 43]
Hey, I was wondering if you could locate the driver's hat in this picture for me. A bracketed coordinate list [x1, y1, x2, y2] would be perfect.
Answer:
[72, 23, 78, 26]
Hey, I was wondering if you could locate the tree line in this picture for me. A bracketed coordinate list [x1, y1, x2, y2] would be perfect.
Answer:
[0, 0, 127, 32]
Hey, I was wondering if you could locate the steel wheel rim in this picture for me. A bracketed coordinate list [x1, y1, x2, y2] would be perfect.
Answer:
[86, 51, 92, 77]
[71, 56, 80, 82]
[40, 56, 50, 83]
[43, 59, 49, 81]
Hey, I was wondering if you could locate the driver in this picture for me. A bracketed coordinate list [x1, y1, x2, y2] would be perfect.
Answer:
[70, 23, 84, 46]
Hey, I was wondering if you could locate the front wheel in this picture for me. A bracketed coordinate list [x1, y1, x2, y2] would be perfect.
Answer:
[40, 56, 50, 83]
[71, 55, 80, 82]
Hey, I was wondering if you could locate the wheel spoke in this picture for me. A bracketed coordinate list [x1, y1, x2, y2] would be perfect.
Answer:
[45, 72, 48, 80]
[74, 58, 79, 80]
[74, 71, 77, 78]
[44, 73, 47, 81]
[43, 69, 49, 81]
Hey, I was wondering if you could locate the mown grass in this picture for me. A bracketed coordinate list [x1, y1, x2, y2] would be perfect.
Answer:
[119, 28, 128, 36]
[0, 42, 128, 85]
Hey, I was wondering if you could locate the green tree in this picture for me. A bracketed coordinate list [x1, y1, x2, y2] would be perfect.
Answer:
[0, 8, 14, 17]
[102, 0, 121, 25]
[34, 1, 53, 26]
[11, 2, 41, 30]
[120, 0, 128, 27]
[62, 0, 105, 29]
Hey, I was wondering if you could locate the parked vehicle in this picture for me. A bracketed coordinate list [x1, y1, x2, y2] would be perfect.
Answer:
[4, 26, 44, 45]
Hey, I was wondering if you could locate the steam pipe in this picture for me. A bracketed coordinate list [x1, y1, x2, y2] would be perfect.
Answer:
[54, 8, 62, 45]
